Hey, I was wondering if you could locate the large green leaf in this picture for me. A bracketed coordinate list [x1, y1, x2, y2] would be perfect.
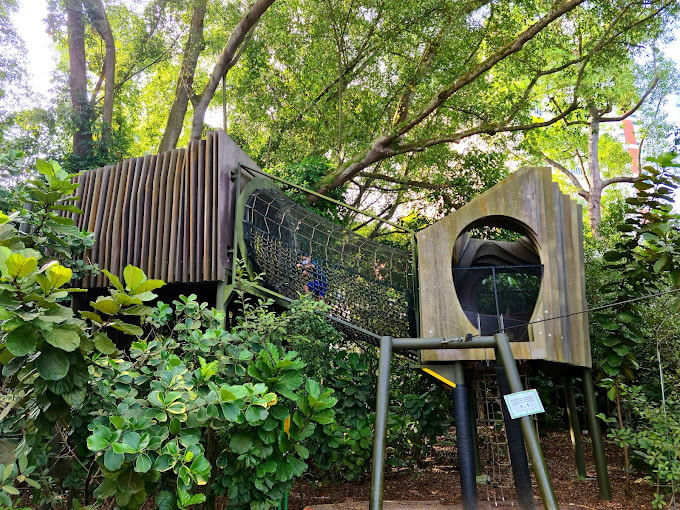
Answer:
[110, 319, 143, 336]
[5, 253, 38, 279]
[43, 323, 81, 352]
[102, 269, 125, 292]
[220, 385, 249, 402]
[5, 323, 38, 356]
[91, 297, 120, 315]
[123, 266, 147, 293]
[133, 279, 165, 295]
[94, 332, 117, 355]
[230, 433, 253, 454]
[35, 348, 70, 381]
[135, 453, 152, 474]
[103, 448, 124, 471]
[46, 265, 72, 289]
[245, 405, 268, 423]
[311, 409, 335, 425]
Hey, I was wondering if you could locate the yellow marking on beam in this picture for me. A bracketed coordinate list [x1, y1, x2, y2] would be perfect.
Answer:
[421, 368, 456, 388]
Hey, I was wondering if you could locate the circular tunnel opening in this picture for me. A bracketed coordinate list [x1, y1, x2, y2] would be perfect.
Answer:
[452, 216, 542, 341]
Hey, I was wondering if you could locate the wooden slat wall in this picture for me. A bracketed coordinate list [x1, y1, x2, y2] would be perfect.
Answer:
[67, 131, 255, 287]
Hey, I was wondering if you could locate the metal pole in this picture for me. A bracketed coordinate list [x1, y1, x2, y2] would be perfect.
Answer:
[582, 368, 612, 500]
[494, 333, 559, 510]
[392, 337, 497, 351]
[452, 363, 477, 510]
[496, 363, 535, 510]
[465, 370, 483, 477]
[564, 375, 587, 478]
[370, 336, 393, 510]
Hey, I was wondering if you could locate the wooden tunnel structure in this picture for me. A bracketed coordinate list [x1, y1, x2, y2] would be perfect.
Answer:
[417, 166, 591, 367]
[67, 131, 607, 509]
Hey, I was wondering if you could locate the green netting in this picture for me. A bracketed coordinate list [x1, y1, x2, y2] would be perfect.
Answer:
[242, 186, 415, 340]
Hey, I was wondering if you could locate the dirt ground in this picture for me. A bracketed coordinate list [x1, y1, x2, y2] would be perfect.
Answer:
[288, 428, 658, 510]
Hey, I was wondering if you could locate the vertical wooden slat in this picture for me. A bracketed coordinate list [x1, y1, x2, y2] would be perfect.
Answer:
[147, 151, 165, 279]
[151, 152, 173, 280]
[203, 133, 213, 280]
[118, 158, 134, 276]
[217, 131, 229, 277]
[109, 159, 130, 278]
[169, 149, 185, 282]
[87, 167, 104, 261]
[71, 173, 86, 225]
[161, 150, 178, 281]
[196, 140, 206, 280]
[101, 163, 123, 282]
[181, 147, 190, 281]
[125, 157, 142, 269]
[187, 141, 197, 281]
[211, 132, 219, 279]
[138, 156, 154, 275]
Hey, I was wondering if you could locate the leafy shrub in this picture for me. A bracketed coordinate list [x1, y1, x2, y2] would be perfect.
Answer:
[0, 160, 338, 509]
[286, 314, 452, 481]
[603, 382, 680, 509]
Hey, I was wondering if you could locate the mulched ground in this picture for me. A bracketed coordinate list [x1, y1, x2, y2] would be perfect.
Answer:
[288, 428, 658, 510]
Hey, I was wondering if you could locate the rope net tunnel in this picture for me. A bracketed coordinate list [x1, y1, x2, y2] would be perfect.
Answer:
[241, 185, 416, 341]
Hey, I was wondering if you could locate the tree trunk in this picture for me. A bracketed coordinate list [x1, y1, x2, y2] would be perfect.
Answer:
[65, 0, 93, 160]
[587, 104, 603, 234]
[83, 0, 115, 150]
[189, 0, 276, 142]
[158, 0, 207, 152]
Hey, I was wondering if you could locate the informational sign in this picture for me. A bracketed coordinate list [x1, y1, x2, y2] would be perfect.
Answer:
[503, 389, 545, 419]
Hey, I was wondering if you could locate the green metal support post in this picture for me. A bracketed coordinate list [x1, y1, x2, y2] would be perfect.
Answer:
[494, 333, 559, 510]
[370, 336, 393, 510]
[582, 368, 612, 500]
[564, 375, 587, 478]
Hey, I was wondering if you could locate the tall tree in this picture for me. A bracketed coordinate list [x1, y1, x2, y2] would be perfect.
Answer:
[158, 0, 207, 152]
[220, 0, 678, 219]
[516, 0, 680, 233]
[0, 0, 28, 143]
[158, 0, 276, 151]
[523, 72, 668, 233]
[63, 0, 115, 163]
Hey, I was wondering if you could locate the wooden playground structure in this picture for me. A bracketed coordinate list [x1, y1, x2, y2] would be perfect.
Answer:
[68, 131, 611, 510]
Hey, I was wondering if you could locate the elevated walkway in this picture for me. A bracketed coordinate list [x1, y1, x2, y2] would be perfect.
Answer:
[240, 180, 416, 342]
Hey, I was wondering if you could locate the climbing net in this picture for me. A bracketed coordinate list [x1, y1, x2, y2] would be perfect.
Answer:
[242, 186, 415, 340]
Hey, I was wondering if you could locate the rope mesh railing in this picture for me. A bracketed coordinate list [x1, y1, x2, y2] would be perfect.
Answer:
[242, 186, 415, 341]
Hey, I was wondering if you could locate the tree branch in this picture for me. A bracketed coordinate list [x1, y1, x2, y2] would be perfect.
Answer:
[315, 0, 587, 197]
[361, 172, 449, 190]
[602, 175, 637, 187]
[540, 153, 589, 199]
[600, 76, 660, 122]
[189, 0, 276, 141]
[395, 0, 586, 138]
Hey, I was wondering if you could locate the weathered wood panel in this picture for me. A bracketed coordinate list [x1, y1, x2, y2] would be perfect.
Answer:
[70, 131, 259, 287]
[417, 167, 591, 367]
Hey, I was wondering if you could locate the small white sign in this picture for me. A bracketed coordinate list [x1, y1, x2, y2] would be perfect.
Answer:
[503, 389, 545, 419]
